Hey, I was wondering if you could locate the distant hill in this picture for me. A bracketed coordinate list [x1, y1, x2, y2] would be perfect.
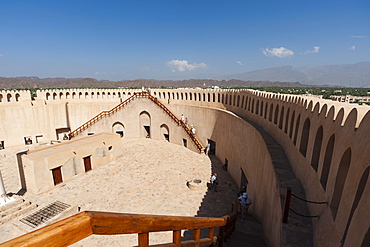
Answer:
[0, 77, 306, 90]
[1, 62, 369, 89]
[223, 62, 370, 87]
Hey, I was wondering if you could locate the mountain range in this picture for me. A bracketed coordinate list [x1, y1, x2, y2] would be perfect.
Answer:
[1, 62, 369, 89]
[222, 62, 370, 87]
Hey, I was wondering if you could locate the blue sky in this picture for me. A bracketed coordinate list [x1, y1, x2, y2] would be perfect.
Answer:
[0, 0, 369, 81]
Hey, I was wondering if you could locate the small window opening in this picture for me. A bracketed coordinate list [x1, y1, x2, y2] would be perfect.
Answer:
[24, 136, 33, 145]
[183, 139, 187, 148]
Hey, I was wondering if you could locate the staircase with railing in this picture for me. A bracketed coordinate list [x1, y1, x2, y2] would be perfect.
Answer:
[0, 207, 237, 247]
[69, 92, 204, 152]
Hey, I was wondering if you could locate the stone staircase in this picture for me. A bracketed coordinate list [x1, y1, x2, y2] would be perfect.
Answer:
[0, 198, 37, 225]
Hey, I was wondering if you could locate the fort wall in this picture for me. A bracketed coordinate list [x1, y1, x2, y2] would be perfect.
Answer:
[0, 87, 369, 246]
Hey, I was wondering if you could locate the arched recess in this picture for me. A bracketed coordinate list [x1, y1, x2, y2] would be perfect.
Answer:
[279, 106, 284, 129]
[330, 148, 351, 220]
[66, 92, 70, 99]
[251, 99, 255, 113]
[160, 124, 170, 141]
[269, 104, 273, 121]
[140, 111, 151, 138]
[321, 134, 335, 190]
[112, 122, 125, 137]
[299, 118, 310, 157]
[260, 101, 264, 117]
[264, 102, 268, 118]
[293, 114, 301, 145]
[284, 108, 290, 133]
[274, 105, 279, 124]
[256, 100, 259, 115]
[15, 93, 20, 101]
[341, 166, 370, 246]
[46, 93, 51, 100]
[289, 111, 295, 138]
[237, 95, 240, 107]
[310, 126, 323, 172]
[7, 93, 12, 102]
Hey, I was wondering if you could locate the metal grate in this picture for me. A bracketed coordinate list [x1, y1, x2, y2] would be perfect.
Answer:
[20, 201, 71, 228]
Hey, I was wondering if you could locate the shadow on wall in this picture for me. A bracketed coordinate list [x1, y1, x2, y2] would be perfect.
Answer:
[181, 155, 267, 245]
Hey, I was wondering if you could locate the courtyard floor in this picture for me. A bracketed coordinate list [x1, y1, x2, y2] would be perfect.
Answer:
[0, 138, 265, 246]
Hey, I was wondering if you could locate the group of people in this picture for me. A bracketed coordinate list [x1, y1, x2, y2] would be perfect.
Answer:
[181, 114, 196, 134]
[210, 173, 253, 222]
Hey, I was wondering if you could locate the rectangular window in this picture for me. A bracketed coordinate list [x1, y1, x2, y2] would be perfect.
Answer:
[24, 136, 32, 145]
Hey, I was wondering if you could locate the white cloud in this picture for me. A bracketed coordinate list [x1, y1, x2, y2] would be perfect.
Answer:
[349, 46, 356, 50]
[301, 46, 321, 55]
[236, 61, 244, 66]
[262, 47, 294, 58]
[0, 54, 4, 57]
[166, 60, 207, 72]
[351, 35, 367, 38]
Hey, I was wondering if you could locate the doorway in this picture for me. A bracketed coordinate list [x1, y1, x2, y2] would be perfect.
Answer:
[52, 167, 63, 186]
[240, 168, 249, 191]
[83, 156, 92, 172]
[207, 139, 216, 155]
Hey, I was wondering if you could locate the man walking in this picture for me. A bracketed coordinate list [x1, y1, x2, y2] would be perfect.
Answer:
[210, 173, 218, 192]
[238, 192, 252, 222]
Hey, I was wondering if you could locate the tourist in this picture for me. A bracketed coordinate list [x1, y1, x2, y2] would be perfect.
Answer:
[210, 173, 218, 192]
[191, 126, 196, 135]
[205, 143, 210, 155]
[185, 117, 188, 127]
[238, 192, 252, 222]
[181, 114, 185, 122]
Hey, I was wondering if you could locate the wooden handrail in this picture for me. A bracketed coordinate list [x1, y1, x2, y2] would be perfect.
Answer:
[69, 92, 204, 152]
[0, 211, 229, 247]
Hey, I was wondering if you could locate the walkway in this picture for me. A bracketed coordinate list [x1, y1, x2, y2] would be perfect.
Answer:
[237, 114, 314, 246]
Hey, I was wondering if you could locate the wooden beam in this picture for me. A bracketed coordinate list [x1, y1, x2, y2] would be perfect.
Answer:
[0, 212, 92, 247]
[88, 211, 226, 235]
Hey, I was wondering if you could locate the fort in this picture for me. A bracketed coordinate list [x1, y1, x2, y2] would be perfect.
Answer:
[0, 87, 369, 246]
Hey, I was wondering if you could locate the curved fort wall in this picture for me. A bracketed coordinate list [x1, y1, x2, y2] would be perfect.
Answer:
[0, 87, 369, 247]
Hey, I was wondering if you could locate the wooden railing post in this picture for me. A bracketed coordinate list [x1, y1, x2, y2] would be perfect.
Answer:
[138, 232, 149, 247]
[173, 230, 181, 246]
[283, 187, 292, 223]
[193, 228, 200, 245]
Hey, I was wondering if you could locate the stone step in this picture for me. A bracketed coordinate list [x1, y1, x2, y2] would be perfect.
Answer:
[0, 200, 37, 225]
[0, 198, 25, 213]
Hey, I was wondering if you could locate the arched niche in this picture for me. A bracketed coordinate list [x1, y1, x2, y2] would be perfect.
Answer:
[112, 122, 125, 137]
[160, 124, 170, 141]
[140, 111, 151, 138]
